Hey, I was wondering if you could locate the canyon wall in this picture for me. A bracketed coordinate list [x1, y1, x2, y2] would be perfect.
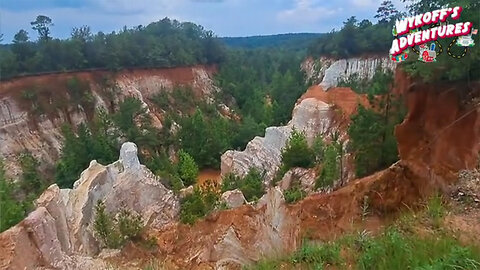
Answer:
[222, 56, 394, 189]
[1, 68, 479, 270]
[0, 66, 217, 178]
[302, 56, 396, 90]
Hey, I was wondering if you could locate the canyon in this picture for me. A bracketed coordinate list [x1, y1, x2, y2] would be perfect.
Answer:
[0, 66, 218, 179]
[0, 56, 479, 269]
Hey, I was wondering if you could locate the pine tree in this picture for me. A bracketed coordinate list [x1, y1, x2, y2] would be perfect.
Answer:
[178, 150, 199, 187]
[375, 0, 401, 23]
[281, 130, 315, 170]
[0, 161, 25, 232]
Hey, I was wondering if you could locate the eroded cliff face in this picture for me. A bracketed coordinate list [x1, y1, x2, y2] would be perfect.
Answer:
[1, 61, 479, 270]
[221, 86, 368, 186]
[302, 56, 396, 90]
[0, 66, 217, 178]
[155, 72, 480, 269]
[394, 71, 480, 190]
[0, 143, 179, 270]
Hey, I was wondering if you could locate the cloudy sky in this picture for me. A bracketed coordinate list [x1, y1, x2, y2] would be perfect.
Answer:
[0, 0, 405, 42]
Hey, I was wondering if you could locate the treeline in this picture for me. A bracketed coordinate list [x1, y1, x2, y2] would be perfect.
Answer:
[402, 0, 480, 81]
[308, 0, 479, 81]
[308, 17, 393, 58]
[0, 16, 226, 79]
[308, 0, 402, 58]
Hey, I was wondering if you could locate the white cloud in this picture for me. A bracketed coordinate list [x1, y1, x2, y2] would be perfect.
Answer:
[277, 0, 340, 24]
[92, 0, 183, 14]
[351, 0, 379, 8]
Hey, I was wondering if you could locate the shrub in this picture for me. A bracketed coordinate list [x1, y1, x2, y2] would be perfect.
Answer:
[315, 143, 340, 189]
[93, 201, 144, 249]
[284, 181, 306, 204]
[180, 184, 220, 225]
[221, 168, 265, 202]
[281, 130, 315, 170]
[177, 150, 199, 187]
[240, 168, 265, 202]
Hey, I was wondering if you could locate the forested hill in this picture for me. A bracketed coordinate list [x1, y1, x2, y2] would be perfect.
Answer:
[220, 33, 323, 51]
[0, 17, 226, 80]
[307, 0, 479, 82]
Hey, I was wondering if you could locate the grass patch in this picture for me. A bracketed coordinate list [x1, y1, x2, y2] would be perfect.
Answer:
[290, 241, 343, 267]
[248, 194, 480, 270]
[357, 228, 480, 270]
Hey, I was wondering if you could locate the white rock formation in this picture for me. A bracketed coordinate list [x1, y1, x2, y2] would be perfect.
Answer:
[212, 187, 298, 268]
[0, 142, 179, 269]
[302, 56, 396, 90]
[220, 189, 247, 208]
[221, 98, 337, 184]
[277, 168, 317, 194]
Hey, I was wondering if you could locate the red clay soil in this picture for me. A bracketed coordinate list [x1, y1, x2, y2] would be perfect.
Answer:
[149, 72, 480, 269]
[394, 70, 480, 189]
[300, 86, 369, 117]
[197, 169, 222, 188]
[0, 65, 217, 98]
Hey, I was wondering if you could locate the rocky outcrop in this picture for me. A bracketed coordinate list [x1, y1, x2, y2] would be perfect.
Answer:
[156, 187, 299, 269]
[221, 98, 337, 184]
[0, 142, 179, 270]
[277, 168, 317, 193]
[302, 56, 396, 90]
[221, 87, 366, 185]
[220, 189, 247, 208]
[0, 66, 217, 179]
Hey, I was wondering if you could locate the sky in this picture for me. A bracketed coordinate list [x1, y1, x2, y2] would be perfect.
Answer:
[0, 0, 405, 42]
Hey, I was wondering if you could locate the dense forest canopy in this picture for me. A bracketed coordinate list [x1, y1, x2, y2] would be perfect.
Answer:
[0, 17, 226, 79]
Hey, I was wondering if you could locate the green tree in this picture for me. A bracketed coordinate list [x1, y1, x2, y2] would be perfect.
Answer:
[221, 168, 265, 202]
[56, 116, 118, 188]
[19, 152, 44, 195]
[375, 0, 401, 23]
[177, 109, 231, 168]
[180, 185, 219, 225]
[0, 160, 25, 232]
[281, 130, 315, 170]
[316, 143, 340, 189]
[312, 136, 325, 163]
[348, 99, 403, 178]
[31, 15, 53, 41]
[93, 202, 143, 249]
[177, 150, 199, 186]
[113, 97, 159, 148]
[239, 168, 265, 202]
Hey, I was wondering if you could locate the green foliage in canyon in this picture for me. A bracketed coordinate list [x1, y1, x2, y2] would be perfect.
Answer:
[221, 168, 265, 202]
[93, 201, 144, 249]
[180, 183, 220, 225]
